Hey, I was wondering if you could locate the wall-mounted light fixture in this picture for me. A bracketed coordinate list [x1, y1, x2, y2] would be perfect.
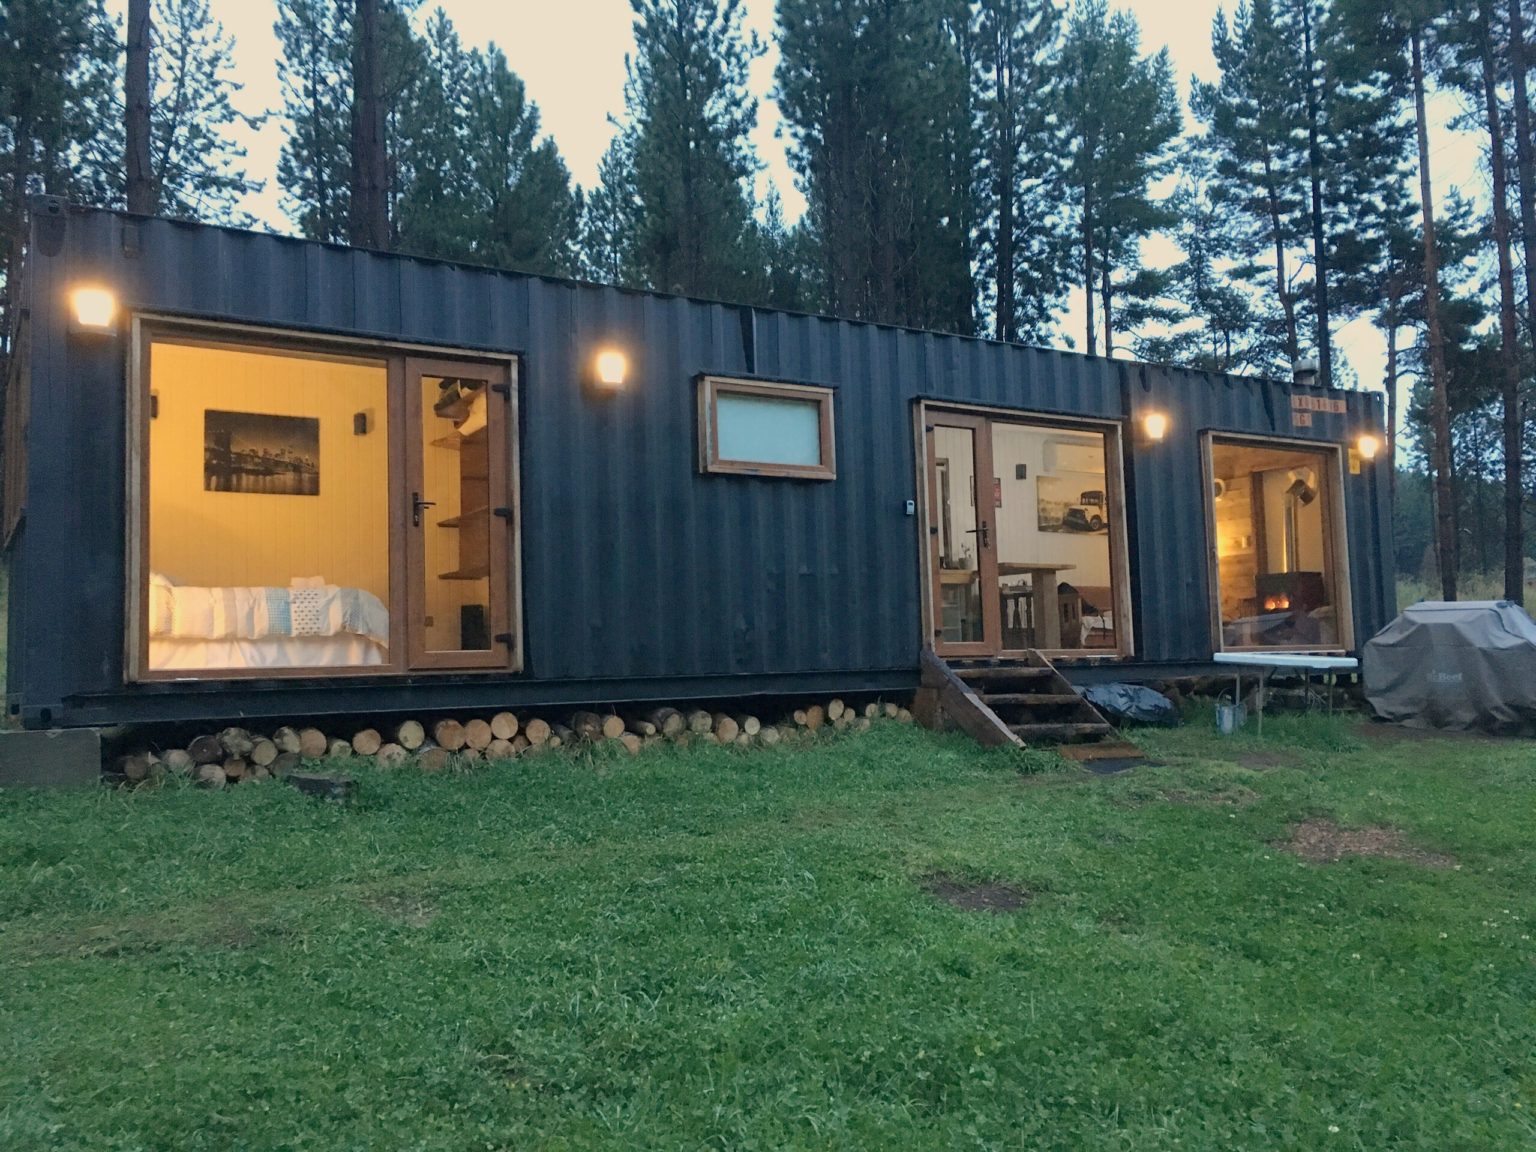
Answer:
[69, 285, 118, 334]
[1141, 411, 1169, 443]
[593, 348, 628, 390]
[1356, 432, 1381, 461]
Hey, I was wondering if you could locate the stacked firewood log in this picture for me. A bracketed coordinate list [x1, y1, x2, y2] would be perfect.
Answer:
[109, 698, 915, 787]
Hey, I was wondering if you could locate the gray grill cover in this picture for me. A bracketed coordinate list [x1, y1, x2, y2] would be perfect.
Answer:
[1364, 600, 1536, 730]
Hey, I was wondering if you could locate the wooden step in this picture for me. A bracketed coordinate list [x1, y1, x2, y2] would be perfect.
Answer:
[955, 666, 1054, 682]
[1058, 742, 1146, 762]
[980, 692, 1083, 707]
[1009, 722, 1116, 741]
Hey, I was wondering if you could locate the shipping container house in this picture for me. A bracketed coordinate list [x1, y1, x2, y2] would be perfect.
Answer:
[1, 202, 1393, 729]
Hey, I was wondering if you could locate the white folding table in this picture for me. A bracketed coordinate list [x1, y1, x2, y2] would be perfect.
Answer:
[1212, 652, 1359, 735]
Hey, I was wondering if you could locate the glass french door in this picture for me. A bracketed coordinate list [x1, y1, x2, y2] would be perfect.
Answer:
[927, 413, 1002, 656]
[404, 357, 514, 670]
[927, 410, 1124, 658]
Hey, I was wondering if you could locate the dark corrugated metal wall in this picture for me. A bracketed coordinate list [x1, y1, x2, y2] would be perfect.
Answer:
[10, 207, 1393, 725]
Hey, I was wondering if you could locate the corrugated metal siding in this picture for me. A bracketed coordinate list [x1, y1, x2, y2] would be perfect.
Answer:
[10, 207, 1394, 725]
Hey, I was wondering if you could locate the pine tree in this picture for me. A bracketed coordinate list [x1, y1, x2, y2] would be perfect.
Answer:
[579, 125, 641, 286]
[1409, 8, 1458, 599]
[274, 0, 352, 242]
[1193, 0, 1309, 366]
[1058, 0, 1181, 357]
[128, 0, 263, 222]
[275, 0, 418, 244]
[622, 0, 761, 300]
[973, 0, 1068, 343]
[1468, 0, 1525, 600]
[1140, 167, 1282, 375]
[461, 45, 581, 275]
[777, 0, 977, 332]
[749, 183, 822, 312]
[0, 0, 117, 342]
[392, 9, 473, 259]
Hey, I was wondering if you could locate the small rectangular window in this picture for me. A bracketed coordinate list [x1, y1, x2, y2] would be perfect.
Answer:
[699, 376, 836, 480]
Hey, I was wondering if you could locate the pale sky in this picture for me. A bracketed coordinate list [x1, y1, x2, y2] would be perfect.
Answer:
[105, 0, 1490, 406]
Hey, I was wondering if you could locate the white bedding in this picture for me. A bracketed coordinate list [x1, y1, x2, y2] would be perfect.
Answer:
[149, 579, 389, 646]
[148, 634, 387, 673]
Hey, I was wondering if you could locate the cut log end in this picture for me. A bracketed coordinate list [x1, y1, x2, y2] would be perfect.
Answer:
[350, 728, 382, 757]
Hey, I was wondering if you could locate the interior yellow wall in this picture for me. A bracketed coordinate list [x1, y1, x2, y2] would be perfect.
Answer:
[148, 341, 390, 599]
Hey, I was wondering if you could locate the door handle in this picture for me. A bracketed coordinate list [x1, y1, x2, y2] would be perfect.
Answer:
[973, 520, 990, 548]
[412, 491, 436, 527]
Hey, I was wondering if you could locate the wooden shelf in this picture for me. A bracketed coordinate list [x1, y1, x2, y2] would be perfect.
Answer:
[438, 566, 489, 581]
[436, 505, 488, 528]
[430, 427, 487, 451]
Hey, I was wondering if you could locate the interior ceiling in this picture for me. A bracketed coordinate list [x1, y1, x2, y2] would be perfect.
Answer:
[1212, 444, 1330, 479]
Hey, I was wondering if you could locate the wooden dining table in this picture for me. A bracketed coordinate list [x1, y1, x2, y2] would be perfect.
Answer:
[997, 562, 1076, 649]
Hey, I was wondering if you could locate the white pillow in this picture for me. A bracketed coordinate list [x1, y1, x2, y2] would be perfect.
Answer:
[290, 575, 326, 588]
[149, 570, 175, 589]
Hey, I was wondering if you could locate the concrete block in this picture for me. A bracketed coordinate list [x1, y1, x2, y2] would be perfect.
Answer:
[0, 728, 101, 788]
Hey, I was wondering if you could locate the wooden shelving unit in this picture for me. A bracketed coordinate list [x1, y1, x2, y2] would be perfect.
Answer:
[431, 394, 490, 584]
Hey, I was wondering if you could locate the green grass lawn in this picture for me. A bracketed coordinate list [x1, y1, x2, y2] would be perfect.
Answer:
[2, 715, 1533, 1150]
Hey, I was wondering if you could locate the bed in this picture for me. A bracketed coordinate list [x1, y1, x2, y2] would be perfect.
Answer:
[148, 575, 389, 672]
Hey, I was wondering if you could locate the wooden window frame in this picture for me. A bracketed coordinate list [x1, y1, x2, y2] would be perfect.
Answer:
[1200, 431, 1355, 655]
[698, 375, 836, 480]
[124, 315, 524, 683]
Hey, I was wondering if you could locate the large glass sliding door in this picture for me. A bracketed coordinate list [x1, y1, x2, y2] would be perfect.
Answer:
[925, 408, 1127, 658]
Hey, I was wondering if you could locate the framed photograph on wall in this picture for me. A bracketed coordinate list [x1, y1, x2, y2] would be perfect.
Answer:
[204, 410, 320, 496]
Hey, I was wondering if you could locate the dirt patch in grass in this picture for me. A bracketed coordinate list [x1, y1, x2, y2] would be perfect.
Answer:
[922, 872, 1031, 914]
[1161, 783, 1261, 807]
[1352, 720, 1501, 746]
[1279, 819, 1456, 868]
[12, 902, 284, 961]
[1233, 748, 1302, 770]
[361, 891, 440, 928]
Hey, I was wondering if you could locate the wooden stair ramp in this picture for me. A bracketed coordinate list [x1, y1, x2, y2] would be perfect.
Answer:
[920, 650, 1140, 761]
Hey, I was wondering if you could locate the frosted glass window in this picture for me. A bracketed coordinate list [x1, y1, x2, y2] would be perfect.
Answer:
[716, 393, 822, 466]
[701, 377, 835, 479]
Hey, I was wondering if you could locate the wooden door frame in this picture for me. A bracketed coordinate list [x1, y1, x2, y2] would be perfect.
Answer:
[403, 356, 516, 672]
[1200, 431, 1355, 654]
[923, 410, 1002, 657]
[914, 400, 1135, 661]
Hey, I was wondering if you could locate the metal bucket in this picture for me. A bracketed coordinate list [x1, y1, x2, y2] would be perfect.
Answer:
[1216, 692, 1247, 735]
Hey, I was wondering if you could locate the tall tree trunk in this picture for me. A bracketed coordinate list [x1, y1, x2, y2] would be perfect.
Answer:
[1477, 0, 1525, 602]
[1510, 0, 1536, 349]
[3, 124, 33, 346]
[125, 0, 155, 215]
[1299, 0, 1333, 387]
[1082, 189, 1096, 355]
[994, 53, 1016, 343]
[1262, 152, 1300, 365]
[1384, 298, 1400, 506]
[1412, 27, 1458, 601]
[1100, 257, 1114, 358]
[349, 0, 389, 249]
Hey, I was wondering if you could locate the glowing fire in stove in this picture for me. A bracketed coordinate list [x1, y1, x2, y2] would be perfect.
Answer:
[1263, 595, 1292, 611]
